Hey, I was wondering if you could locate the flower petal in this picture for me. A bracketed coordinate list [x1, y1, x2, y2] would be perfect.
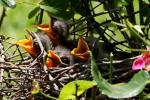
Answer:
[132, 56, 145, 70]
[144, 64, 150, 71]
[142, 51, 150, 65]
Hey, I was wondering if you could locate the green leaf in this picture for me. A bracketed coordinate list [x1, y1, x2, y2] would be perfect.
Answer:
[58, 80, 94, 100]
[28, 6, 40, 19]
[40, 5, 60, 14]
[40, 5, 73, 20]
[133, 0, 140, 25]
[133, 25, 144, 35]
[0, 0, 16, 8]
[90, 51, 149, 99]
[113, 0, 128, 7]
[124, 20, 150, 46]
[144, 14, 150, 25]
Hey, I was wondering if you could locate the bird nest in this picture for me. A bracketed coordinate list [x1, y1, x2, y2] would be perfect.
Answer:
[0, 35, 91, 100]
[0, 32, 134, 100]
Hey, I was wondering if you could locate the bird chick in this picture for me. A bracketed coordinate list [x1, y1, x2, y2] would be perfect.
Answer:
[35, 17, 74, 65]
[45, 50, 63, 69]
[15, 34, 41, 59]
[35, 19, 69, 47]
[71, 37, 90, 62]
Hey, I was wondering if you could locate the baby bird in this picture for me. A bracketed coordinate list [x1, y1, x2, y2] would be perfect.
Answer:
[35, 17, 74, 65]
[15, 33, 41, 59]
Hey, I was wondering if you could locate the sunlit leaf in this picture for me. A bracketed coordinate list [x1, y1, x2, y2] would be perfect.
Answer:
[124, 20, 150, 46]
[113, 0, 128, 7]
[133, 0, 140, 25]
[90, 51, 149, 98]
[133, 25, 144, 35]
[28, 6, 40, 19]
[58, 80, 94, 100]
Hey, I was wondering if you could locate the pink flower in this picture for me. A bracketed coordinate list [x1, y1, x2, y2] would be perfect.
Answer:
[132, 56, 145, 70]
[132, 51, 150, 71]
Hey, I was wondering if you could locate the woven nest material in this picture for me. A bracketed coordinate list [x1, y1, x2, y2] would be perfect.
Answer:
[0, 35, 92, 100]
[0, 31, 133, 100]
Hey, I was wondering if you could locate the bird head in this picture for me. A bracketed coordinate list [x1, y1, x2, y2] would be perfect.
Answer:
[45, 50, 62, 69]
[71, 37, 90, 61]
[35, 18, 69, 47]
[15, 34, 41, 59]
[35, 24, 60, 46]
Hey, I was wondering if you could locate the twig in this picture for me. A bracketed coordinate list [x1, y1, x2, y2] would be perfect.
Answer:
[51, 64, 79, 83]
[102, 67, 131, 78]
[16, 46, 25, 61]
[96, 55, 139, 65]
[50, 65, 78, 73]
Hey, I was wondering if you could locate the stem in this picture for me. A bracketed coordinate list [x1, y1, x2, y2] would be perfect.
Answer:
[0, 7, 6, 30]
[38, 9, 43, 24]
[139, 92, 144, 100]
[41, 92, 57, 100]
[0, 94, 3, 100]
[109, 52, 113, 83]
[33, 92, 57, 100]
[91, 86, 97, 100]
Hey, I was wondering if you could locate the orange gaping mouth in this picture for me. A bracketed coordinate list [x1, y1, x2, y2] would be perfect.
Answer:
[35, 24, 60, 45]
[45, 50, 62, 69]
[15, 35, 40, 58]
[71, 37, 90, 61]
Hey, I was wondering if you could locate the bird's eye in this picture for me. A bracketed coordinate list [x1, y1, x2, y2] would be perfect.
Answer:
[61, 56, 70, 64]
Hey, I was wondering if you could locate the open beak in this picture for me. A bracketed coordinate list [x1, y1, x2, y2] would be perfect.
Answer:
[35, 24, 60, 45]
[15, 35, 40, 58]
[45, 50, 62, 69]
[71, 37, 90, 61]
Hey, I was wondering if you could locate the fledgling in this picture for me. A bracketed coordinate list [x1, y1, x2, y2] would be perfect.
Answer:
[15, 34, 41, 59]
[34, 17, 74, 65]
[35, 17, 69, 48]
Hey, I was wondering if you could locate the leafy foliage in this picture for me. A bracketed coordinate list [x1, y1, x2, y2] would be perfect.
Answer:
[1, 0, 150, 99]
[90, 51, 149, 98]
[28, 6, 40, 19]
